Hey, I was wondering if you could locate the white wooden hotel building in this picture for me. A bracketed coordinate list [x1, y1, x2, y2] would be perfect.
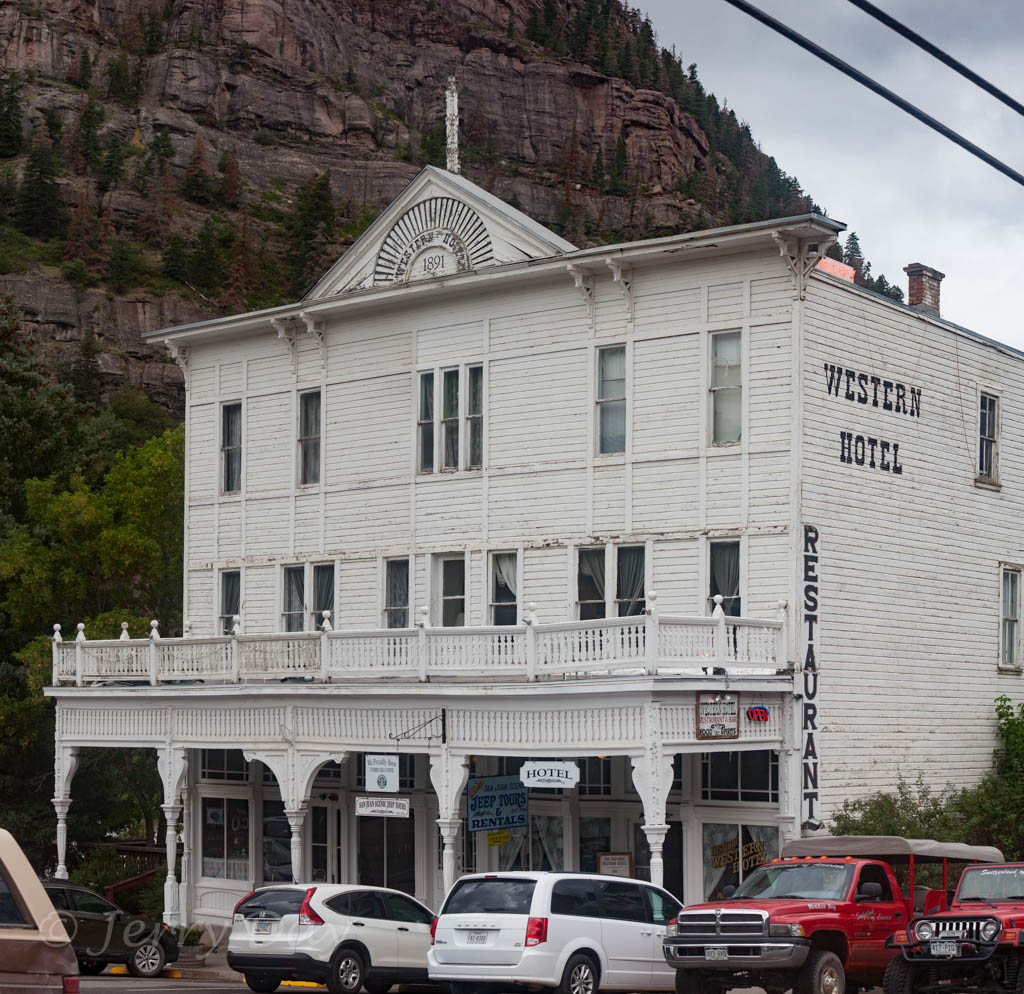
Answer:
[45, 165, 1024, 925]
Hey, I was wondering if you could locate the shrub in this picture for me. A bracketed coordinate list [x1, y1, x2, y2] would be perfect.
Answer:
[252, 129, 276, 146]
[61, 258, 99, 291]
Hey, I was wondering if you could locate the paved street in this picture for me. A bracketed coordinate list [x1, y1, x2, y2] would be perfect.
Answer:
[81, 981, 240, 992]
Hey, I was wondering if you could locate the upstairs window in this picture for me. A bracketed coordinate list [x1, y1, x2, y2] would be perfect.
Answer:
[491, 552, 518, 625]
[467, 365, 483, 469]
[418, 372, 435, 473]
[311, 563, 334, 629]
[200, 749, 249, 781]
[1002, 566, 1020, 669]
[298, 391, 321, 485]
[711, 332, 741, 444]
[283, 565, 305, 632]
[222, 402, 242, 493]
[440, 556, 465, 627]
[577, 548, 606, 620]
[385, 559, 410, 629]
[597, 346, 626, 454]
[220, 570, 240, 635]
[979, 392, 998, 482]
[701, 750, 778, 803]
[442, 368, 460, 470]
[615, 546, 645, 617]
[710, 541, 741, 616]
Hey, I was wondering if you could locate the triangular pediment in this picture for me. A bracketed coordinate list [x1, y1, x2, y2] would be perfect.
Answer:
[305, 166, 578, 298]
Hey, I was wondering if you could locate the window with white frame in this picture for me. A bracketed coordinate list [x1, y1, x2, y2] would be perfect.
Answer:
[385, 559, 410, 628]
[1002, 566, 1020, 669]
[442, 368, 460, 471]
[577, 548, 606, 620]
[200, 749, 249, 781]
[222, 402, 242, 493]
[491, 552, 518, 625]
[440, 556, 465, 627]
[418, 371, 435, 473]
[578, 757, 611, 796]
[615, 545, 645, 616]
[311, 563, 334, 630]
[467, 365, 483, 469]
[220, 570, 240, 635]
[282, 565, 305, 632]
[709, 541, 741, 616]
[710, 332, 741, 444]
[201, 796, 250, 880]
[298, 390, 321, 486]
[979, 392, 998, 481]
[701, 750, 778, 802]
[597, 346, 626, 454]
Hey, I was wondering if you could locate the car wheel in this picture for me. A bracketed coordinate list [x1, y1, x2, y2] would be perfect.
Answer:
[675, 971, 705, 994]
[882, 956, 918, 994]
[799, 950, 845, 994]
[245, 973, 283, 993]
[77, 959, 106, 975]
[558, 953, 599, 994]
[364, 981, 392, 994]
[328, 948, 365, 994]
[127, 939, 167, 978]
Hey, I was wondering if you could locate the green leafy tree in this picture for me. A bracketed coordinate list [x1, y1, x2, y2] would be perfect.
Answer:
[0, 75, 24, 159]
[15, 134, 66, 238]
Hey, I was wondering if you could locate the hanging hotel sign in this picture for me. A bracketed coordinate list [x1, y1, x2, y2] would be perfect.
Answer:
[520, 761, 580, 788]
[696, 692, 740, 739]
[365, 754, 400, 793]
[466, 775, 528, 833]
[355, 796, 410, 818]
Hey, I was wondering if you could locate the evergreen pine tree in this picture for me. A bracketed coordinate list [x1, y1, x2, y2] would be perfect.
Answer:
[148, 126, 174, 173]
[288, 171, 335, 296]
[161, 233, 189, 282]
[843, 231, 865, 284]
[15, 134, 66, 238]
[106, 238, 141, 292]
[98, 141, 125, 193]
[219, 145, 241, 206]
[188, 217, 228, 293]
[591, 147, 604, 186]
[71, 327, 102, 405]
[609, 132, 628, 194]
[43, 108, 64, 144]
[0, 75, 24, 158]
[78, 96, 105, 172]
[182, 134, 212, 203]
[64, 188, 105, 270]
[75, 50, 93, 91]
[217, 214, 256, 310]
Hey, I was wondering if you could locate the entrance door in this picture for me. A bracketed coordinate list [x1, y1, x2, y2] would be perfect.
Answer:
[358, 811, 416, 894]
[309, 804, 345, 883]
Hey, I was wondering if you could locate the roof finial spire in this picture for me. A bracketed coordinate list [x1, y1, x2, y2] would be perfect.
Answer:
[445, 75, 460, 175]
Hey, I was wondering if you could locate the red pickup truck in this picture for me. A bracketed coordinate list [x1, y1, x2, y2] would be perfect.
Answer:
[662, 837, 1003, 994]
[885, 862, 1024, 994]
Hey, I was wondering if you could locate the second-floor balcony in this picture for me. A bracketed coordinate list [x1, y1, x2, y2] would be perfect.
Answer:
[50, 596, 789, 688]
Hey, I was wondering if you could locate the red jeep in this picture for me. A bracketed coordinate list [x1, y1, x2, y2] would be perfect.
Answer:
[885, 862, 1024, 994]
[662, 837, 1002, 994]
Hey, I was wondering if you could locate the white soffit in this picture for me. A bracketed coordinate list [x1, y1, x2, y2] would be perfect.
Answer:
[305, 165, 578, 299]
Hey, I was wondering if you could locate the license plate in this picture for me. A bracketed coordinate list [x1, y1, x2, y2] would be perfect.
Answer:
[705, 946, 728, 961]
[930, 940, 959, 958]
[254, 921, 273, 934]
[466, 931, 488, 944]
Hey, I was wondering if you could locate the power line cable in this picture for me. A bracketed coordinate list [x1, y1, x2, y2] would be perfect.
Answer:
[720, 0, 1024, 190]
[845, 0, 1024, 119]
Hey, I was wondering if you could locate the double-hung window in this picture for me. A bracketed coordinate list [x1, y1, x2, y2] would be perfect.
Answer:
[577, 548, 606, 620]
[615, 545, 645, 616]
[282, 565, 305, 632]
[440, 556, 465, 627]
[220, 570, 240, 635]
[710, 332, 741, 444]
[467, 365, 483, 469]
[385, 559, 410, 628]
[979, 392, 998, 482]
[419, 366, 484, 472]
[576, 545, 645, 618]
[709, 541, 741, 616]
[222, 402, 242, 493]
[418, 372, 435, 473]
[1002, 566, 1020, 669]
[311, 563, 334, 629]
[442, 368, 460, 470]
[298, 391, 321, 485]
[597, 346, 626, 454]
[490, 552, 518, 625]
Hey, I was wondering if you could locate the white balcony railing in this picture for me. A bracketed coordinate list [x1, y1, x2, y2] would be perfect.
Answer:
[50, 596, 788, 687]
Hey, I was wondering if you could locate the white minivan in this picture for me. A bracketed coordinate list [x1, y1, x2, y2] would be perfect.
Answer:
[427, 872, 683, 994]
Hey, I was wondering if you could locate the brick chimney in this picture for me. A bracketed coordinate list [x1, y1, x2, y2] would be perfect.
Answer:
[903, 263, 944, 317]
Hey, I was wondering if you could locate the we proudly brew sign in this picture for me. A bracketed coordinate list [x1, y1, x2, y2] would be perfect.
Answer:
[519, 761, 580, 788]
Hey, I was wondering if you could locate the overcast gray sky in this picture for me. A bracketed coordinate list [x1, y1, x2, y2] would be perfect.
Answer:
[643, 0, 1024, 346]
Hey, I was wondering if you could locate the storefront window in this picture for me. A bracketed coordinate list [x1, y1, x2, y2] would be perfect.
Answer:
[202, 797, 249, 879]
[578, 816, 611, 873]
[262, 798, 290, 882]
[703, 822, 778, 900]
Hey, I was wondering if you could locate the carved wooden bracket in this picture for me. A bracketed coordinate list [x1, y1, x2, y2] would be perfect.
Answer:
[773, 233, 826, 301]
[271, 317, 298, 376]
[298, 311, 326, 367]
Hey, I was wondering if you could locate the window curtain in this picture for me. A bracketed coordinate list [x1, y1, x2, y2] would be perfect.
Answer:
[617, 546, 645, 615]
[223, 405, 241, 491]
[579, 549, 605, 598]
[494, 553, 517, 598]
[284, 567, 304, 631]
[222, 572, 240, 632]
[300, 393, 321, 484]
[387, 561, 409, 628]
[499, 829, 527, 871]
[313, 564, 334, 624]
[710, 543, 740, 615]
[531, 814, 564, 871]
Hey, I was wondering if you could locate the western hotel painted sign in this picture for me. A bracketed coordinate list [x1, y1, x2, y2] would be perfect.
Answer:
[824, 363, 922, 474]
[802, 524, 821, 832]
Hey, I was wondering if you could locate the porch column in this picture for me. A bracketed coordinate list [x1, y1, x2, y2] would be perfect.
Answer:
[157, 747, 187, 926]
[285, 807, 307, 884]
[179, 781, 192, 924]
[632, 704, 674, 888]
[429, 746, 469, 895]
[52, 743, 79, 879]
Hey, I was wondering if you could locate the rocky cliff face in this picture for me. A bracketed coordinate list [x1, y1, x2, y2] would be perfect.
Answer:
[0, 0, 810, 415]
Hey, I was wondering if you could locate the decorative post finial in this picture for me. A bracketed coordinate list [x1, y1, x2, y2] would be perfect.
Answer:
[445, 75, 460, 175]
